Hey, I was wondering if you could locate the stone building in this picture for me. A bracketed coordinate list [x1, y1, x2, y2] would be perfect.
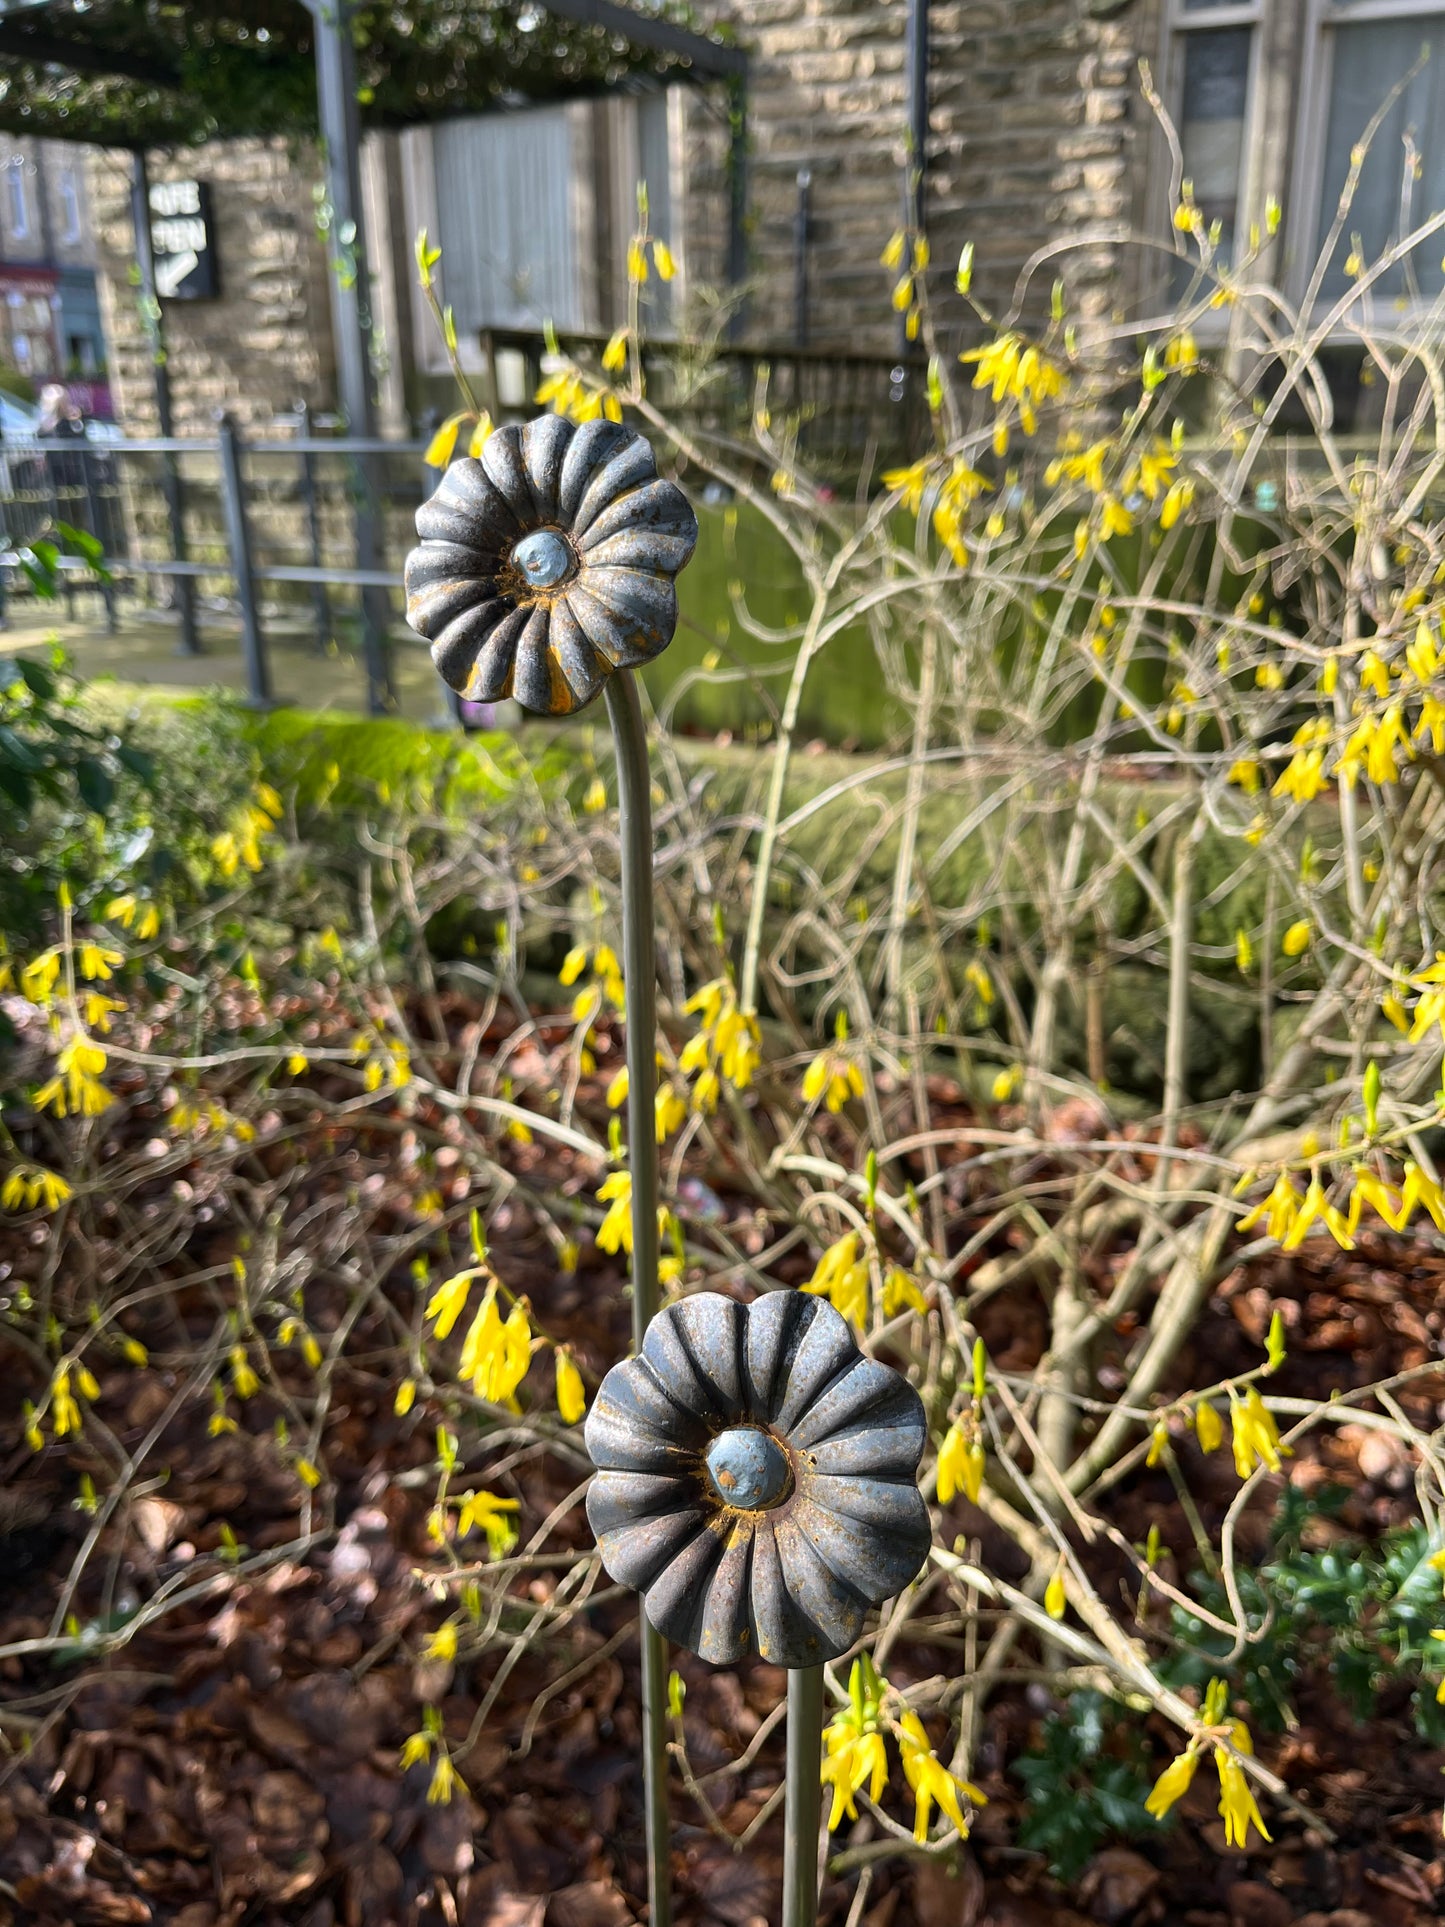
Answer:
[0, 137, 108, 414]
[82, 0, 1444, 435]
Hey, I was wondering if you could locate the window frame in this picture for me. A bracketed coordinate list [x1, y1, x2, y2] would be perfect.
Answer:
[1286, 0, 1445, 318]
[1155, 0, 1267, 329]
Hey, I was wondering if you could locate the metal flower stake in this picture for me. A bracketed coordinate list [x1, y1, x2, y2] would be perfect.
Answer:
[407, 418, 931, 1927]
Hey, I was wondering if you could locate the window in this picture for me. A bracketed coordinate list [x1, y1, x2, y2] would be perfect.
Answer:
[5, 161, 28, 241]
[1171, 2, 1261, 281]
[1306, 3, 1445, 304]
[58, 166, 81, 245]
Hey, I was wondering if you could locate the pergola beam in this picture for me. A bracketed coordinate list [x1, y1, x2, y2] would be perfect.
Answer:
[538, 0, 744, 79]
[0, 19, 178, 83]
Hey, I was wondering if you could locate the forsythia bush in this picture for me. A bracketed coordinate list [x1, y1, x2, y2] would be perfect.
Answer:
[10, 115, 1445, 1901]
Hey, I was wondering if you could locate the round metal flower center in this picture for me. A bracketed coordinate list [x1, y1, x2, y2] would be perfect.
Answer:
[704, 1426, 791, 1511]
[511, 527, 575, 589]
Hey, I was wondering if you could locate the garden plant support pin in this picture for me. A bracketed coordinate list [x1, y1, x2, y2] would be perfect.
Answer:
[408, 417, 932, 1927]
[407, 415, 697, 1925]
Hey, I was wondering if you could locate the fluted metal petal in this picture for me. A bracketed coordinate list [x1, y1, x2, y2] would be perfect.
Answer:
[546, 595, 607, 710]
[697, 1517, 758, 1664]
[794, 1487, 931, 1602]
[521, 413, 572, 524]
[512, 607, 572, 714]
[404, 537, 491, 603]
[427, 597, 512, 692]
[749, 1517, 826, 1668]
[643, 1524, 728, 1651]
[567, 573, 677, 668]
[770, 1301, 857, 1433]
[571, 435, 658, 540]
[587, 1469, 695, 1538]
[465, 604, 530, 703]
[772, 1513, 869, 1662]
[479, 424, 538, 525]
[414, 457, 521, 557]
[595, 1502, 710, 1593]
[585, 1355, 709, 1473]
[579, 477, 699, 558]
[789, 1358, 923, 1452]
[558, 419, 635, 524]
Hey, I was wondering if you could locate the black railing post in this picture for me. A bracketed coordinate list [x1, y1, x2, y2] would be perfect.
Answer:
[216, 413, 270, 706]
[80, 445, 118, 634]
[296, 400, 332, 649]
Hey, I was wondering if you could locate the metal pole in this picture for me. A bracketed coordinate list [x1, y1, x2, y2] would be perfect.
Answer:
[783, 1667, 825, 1927]
[726, 74, 748, 338]
[309, 0, 393, 714]
[793, 169, 811, 350]
[296, 400, 332, 648]
[216, 414, 271, 706]
[129, 148, 199, 656]
[80, 446, 117, 634]
[899, 0, 929, 359]
[601, 668, 670, 1927]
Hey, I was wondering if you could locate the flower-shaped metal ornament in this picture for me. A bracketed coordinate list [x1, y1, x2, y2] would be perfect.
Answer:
[585, 1290, 931, 1668]
[404, 417, 698, 716]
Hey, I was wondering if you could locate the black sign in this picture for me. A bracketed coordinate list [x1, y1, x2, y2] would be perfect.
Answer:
[149, 179, 218, 301]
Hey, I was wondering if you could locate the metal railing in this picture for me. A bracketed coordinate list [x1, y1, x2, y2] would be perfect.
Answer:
[0, 340, 931, 716]
[0, 416, 438, 714]
[477, 327, 930, 479]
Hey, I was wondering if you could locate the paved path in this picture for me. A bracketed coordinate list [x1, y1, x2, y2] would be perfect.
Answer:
[0, 588, 456, 724]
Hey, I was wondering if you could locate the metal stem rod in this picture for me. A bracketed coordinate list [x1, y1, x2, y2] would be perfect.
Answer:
[783, 1666, 825, 1927]
[601, 668, 670, 1927]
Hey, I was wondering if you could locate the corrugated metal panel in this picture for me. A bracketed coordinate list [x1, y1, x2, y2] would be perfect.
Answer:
[433, 107, 580, 331]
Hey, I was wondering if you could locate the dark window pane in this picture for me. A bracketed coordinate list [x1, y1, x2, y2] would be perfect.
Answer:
[1315, 18, 1445, 303]
[1172, 28, 1251, 293]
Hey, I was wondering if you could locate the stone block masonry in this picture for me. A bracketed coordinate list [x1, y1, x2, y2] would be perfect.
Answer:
[88, 139, 337, 435]
[681, 0, 1163, 357]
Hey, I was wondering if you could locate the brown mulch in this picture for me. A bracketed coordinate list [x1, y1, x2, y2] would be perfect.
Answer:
[4, 1009, 1445, 1926]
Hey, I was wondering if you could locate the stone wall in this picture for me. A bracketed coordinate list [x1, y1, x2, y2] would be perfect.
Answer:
[682, 0, 1164, 356]
[87, 139, 336, 434]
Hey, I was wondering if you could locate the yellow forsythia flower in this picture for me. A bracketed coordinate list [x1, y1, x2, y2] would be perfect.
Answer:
[556, 1348, 587, 1424]
[427, 1755, 466, 1805]
[1230, 1386, 1288, 1478]
[596, 1170, 634, 1255]
[1215, 1722, 1270, 1849]
[1044, 1559, 1067, 1621]
[898, 1709, 986, 1844]
[1194, 1400, 1223, 1452]
[424, 1620, 459, 1663]
[936, 1420, 985, 1505]
[1145, 1743, 1198, 1818]
[803, 1231, 869, 1329]
[882, 1265, 927, 1317]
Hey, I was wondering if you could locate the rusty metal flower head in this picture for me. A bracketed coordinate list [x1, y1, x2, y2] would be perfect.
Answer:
[404, 416, 698, 716]
[585, 1290, 931, 1668]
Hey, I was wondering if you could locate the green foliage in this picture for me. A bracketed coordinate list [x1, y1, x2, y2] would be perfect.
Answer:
[1162, 1490, 1445, 1739]
[0, 651, 155, 927]
[0, 661, 273, 948]
[0, 0, 716, 147]
[1013, 1691, 1160, 1881]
